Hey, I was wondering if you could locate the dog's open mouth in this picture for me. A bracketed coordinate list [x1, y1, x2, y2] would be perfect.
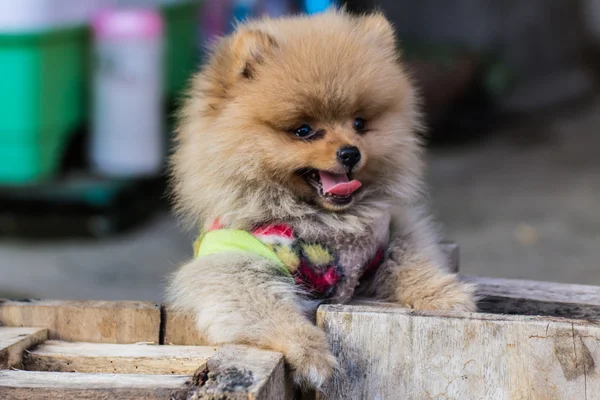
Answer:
[300, 168, 362, 206]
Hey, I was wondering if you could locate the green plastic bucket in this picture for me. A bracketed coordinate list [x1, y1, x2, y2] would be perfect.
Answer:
[0, 26, 88, 183]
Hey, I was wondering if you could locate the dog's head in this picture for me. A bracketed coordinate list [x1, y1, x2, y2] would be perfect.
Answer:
[173, 10, 423, 227]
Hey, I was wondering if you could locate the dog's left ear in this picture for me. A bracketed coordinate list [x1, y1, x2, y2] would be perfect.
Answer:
[359, 12, 396, 49]
[229, 29, 278, 79]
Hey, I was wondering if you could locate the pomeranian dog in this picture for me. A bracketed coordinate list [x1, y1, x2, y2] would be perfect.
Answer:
[167, 9, 476, 389]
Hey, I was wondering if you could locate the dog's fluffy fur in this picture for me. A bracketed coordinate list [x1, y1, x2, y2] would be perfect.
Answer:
[167, 10, 476, 389]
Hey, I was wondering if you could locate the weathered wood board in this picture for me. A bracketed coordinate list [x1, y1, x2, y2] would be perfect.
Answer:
[192, 345, 293, 400]
[0, 370, 193, 400]
[0, 300, 160, 344]
[318, 304, 600, 400]
[23, 341, 216, 375]
[161, 305, 204, 346]
[0, 327, 47, 369]
[0, 340, 290, 400]
[465, 275, 600, 319]
[0, 300, 291, 399]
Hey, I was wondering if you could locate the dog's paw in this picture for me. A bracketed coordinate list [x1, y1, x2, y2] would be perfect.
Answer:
[416, 281, 477, 312]
[284, 325, 337, 389]
[396, 270, 477, 312]
[290, 349, 337, 390]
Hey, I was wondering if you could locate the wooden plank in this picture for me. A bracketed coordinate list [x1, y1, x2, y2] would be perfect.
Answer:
[317, 304, 600, 400]
[462, 275, 600, 319]
[161, 306, 204, 346]
[0, 327, 48, 369]
[24, 341, 216, 375]
[0, 370, 191, 400]
[6, 344, 289, 399]
[0, 300, 160, 344]
[189, 345, 293, 400]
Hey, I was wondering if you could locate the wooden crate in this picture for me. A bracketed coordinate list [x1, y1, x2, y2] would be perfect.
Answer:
[1, 244, 599, 399]
[0, 300, 291, 399]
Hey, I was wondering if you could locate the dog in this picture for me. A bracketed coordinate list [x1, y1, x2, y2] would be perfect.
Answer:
[167, 9, 476, 389]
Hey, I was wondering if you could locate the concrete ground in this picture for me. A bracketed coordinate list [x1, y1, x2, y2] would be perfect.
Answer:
[428, 101, 600, 285]
[1, 101, 599, 301]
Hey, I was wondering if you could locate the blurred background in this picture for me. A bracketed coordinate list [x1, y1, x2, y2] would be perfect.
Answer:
[0, 0, 598, 301]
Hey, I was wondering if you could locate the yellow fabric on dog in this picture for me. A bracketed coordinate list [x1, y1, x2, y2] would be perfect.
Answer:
[194, 229, 291, 276]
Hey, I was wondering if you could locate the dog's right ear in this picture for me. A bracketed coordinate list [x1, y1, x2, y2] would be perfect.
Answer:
[228, 29, 278, 79]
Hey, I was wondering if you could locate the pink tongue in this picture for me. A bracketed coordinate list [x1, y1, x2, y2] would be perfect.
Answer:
[319, 171, 362, 196]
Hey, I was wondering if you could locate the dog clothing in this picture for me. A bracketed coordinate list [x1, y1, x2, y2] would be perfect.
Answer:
[194, 220, 387, 301]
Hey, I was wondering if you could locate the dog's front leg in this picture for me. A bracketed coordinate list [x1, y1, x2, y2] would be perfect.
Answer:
[372, 237, 477, 312]
[167, 252, 336, 389]
[357, 210, 477, 312]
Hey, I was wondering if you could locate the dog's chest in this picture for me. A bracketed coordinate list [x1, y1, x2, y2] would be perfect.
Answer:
[199, 213, 390, 302]
[289, 212, 390, 303]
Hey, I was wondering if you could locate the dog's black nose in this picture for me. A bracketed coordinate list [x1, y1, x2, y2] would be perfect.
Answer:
[337, 146, 361, 168]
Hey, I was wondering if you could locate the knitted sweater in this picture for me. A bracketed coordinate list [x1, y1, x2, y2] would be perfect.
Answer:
[194, 214, 390, 303]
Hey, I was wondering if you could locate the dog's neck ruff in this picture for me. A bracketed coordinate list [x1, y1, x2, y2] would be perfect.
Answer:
[194, 219, 387, 300]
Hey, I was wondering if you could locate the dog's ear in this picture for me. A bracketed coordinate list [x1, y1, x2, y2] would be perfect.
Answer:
[198, 29, 278, 116]
[228, 29, 278, 79]
[359, 12, 396, 49]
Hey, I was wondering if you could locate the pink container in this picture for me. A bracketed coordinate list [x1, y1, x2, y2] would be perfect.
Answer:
[92, 8, 163, 39]
[90, 8, 166, 177]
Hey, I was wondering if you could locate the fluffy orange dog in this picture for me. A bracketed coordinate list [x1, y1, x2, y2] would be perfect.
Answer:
[168, 9, 476, 389]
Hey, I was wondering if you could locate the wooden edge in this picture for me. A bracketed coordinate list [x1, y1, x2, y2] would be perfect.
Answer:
[0, 300, 161, 310]
[0, 327, 48, 369]
[325, 302, 598, 326]
[189, 345, 292, 400]
[161, 305, 204, 346]
[24, 341, 216, 375]
[439, 241, 459, 273]
[461, 274, 600, 305]
[0, 300, 161, 344]
[0, 370, 192, 400]
[461, 275, 600, 319]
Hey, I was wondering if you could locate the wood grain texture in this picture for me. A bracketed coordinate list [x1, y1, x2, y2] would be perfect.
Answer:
[161, 305, 204, 345]
[3, 345, 289, 399]
[0, 327, 48, 369]
[24, 341, 216, 375]
[0, 370, 191, 399]
[0, 300, 160, 344]
[464, 275, 600, 319]
[189, 345, 292, 400]
[318, 305, 600, 400]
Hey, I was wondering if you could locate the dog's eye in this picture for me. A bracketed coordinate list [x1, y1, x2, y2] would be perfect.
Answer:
[354, 117, 367, 133]
[293, 124, 314, 138]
